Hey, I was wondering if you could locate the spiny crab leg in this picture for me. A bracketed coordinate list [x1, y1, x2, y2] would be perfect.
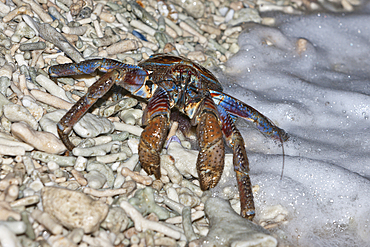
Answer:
[139, 87, 171, 179]
[210, 90, 289, 142]
[217, 105, 255, 220]
[193, 94, 225, 191]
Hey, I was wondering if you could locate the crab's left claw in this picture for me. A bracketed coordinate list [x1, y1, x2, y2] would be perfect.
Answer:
[139, 86, 170, 179]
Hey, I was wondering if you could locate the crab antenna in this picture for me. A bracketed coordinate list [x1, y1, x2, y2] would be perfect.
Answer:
[280, 137, 285, 180]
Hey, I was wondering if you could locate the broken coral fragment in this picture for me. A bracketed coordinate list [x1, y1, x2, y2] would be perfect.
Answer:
[194, 197, 277, 247]
[42, 186, 109, 233]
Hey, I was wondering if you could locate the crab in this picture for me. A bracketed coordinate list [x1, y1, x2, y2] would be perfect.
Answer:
[49, 54, 288, 220]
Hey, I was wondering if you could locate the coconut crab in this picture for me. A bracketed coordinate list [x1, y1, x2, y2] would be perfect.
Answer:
[49, 54, 288, 220]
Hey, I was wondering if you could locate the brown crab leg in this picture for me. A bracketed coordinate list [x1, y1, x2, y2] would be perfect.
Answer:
[139, 87, 170, 179]
[57, 70, 120, 150]
[217, 105, 255, 220]
[193, 94, 225, 191]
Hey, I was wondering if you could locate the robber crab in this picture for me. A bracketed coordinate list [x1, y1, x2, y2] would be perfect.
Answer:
[49, 54, 288, 220]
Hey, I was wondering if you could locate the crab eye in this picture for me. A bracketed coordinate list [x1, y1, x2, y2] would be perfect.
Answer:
[145, 80, 153, 88]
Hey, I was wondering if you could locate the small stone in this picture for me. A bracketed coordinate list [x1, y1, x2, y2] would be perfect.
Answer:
[171, 0, 204, 18]
[127, 138, 139, 154]
[72, 141, 120, 156]
[74, 156, 87, 171]
[66, 228, 84, 244]
[128, 187, 170, 220]
[258, 205, 289, 227]
[194, 197, 277, 246]
[31, 151, 76, 167]
[229, 43, 240, 54]
[230, 1, 244, 11]
[29, 180, 44, 192]
[101, 206, 130, 233]
[85, 170, 107, 189]
[228, 8, 262, 25]
[11, 22, 36, 43]
[178, 192, 200, 208]
[119, 109, 143, 125]
[86, 161, 115, 187]
[11, 122, 66, 154]
[48, 235, 78, 247]
[21, 96, 44, 121]
[187, 51, 206, 62]
[99, 98, 138, 118]
[3, 103, 38, 130]
[167, 141, 198, 178]
[42, 186, 109, 233]
[74, 113, 114, 138]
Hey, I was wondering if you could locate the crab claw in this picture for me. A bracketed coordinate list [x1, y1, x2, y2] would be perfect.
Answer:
[139, 87, 170, 179]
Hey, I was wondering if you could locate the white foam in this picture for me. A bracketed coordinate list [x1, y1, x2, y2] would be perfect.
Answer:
[220, 11, 370, 246]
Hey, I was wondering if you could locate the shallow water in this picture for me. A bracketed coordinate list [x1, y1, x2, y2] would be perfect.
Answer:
[220, 10, 370, 247]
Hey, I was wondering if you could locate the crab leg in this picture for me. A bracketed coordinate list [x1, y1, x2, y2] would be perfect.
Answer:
[50, 59, 153, 151]
[49, 58, 140, 77]
[217, 105, 255, 220]
[139, 87, 171, 179]
[57, 70, 120, 150]
[193, 94, 225, 191]
[210, 90, 288, 142]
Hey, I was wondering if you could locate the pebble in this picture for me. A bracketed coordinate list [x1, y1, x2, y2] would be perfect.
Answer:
[21, 95, 44, 121]
[0, 221, 26, 235]
[100, 206, 130, 233]
[258, 204, 289, 227]
[31, 151, 76, 167]
[29, 180, 44, 192]
[12, 22, 36, 43]
[73, 112, 114, 138]
[86, 161, 115, 187]
[11, 122, 67, 154]
[167, 141, 198, 178]
[0, 136, 34, 151]
[193, 197, 277, 246]
[0, 225, 21, 247]
[39, 110, 66, 137]
[0, 144, 26, 156]
[10, 195, 40, 208]
[119, 109, 143, 125]
[72, 141, 120, 156]
[99, 98, 138, 117]
[3, 103, 38, 130]
[160, 154, 183, 184]
[35, 74, 71, 102]
[85, 170, 107, 189]
[129, 187, 171, 220]
[31, 209, 63, 235]
[42, 186, 109, 233]
[96, 151, 128, 163]
[106, 39, 141, 55]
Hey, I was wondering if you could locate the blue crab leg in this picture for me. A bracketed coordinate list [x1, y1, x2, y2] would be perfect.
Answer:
[139, 86, 171, 179]
[217, 105, 255, 220]
[193, 94, 225, 191]
[49, 58, 140, 77]
[50, 59, 154, 151]
[210, 90, 289, 142]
